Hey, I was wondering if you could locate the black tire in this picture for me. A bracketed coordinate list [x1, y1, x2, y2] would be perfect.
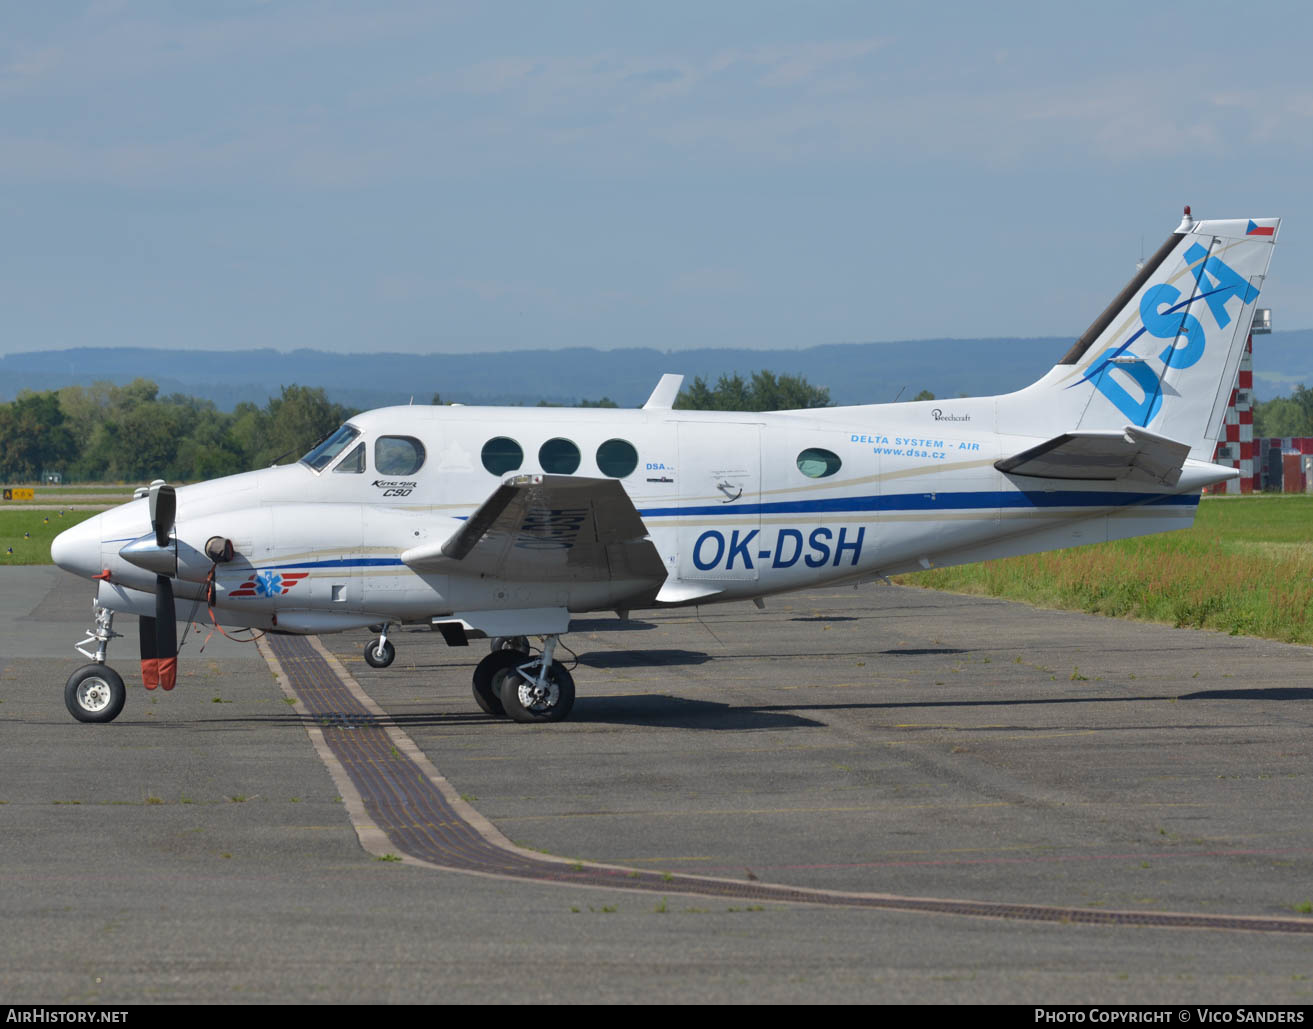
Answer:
[64, 664, 126, 724]
[471, 649, 528, 716]
[490, 635, 531, 654]
[495, 662, 575, 724]
[364, 639, 395, 668]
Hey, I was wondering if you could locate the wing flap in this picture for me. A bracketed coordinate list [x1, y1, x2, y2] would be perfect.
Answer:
[403, 474, 666, 586]
[996, 426, 1190, 487]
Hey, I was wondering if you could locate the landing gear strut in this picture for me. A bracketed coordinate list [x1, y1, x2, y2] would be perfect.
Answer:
[66, 607, 126, 723]
[491, 635, 575, 724]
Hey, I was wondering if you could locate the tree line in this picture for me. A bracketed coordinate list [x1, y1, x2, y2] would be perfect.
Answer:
[0, 370, 833, 484]
[0, 380, 354, 484]
[1254, 386, 1313, 438]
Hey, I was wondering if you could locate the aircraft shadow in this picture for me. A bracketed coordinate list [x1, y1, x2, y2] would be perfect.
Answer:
[570, 618, 660, 632]
[876, 647, 967, 656]
[1178, 687, 1313, 702]
[574, 694, 823, 729]
[575, 649, 711, 669]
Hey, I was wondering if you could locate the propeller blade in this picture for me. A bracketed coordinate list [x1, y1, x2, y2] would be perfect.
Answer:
[138, 615, 160, 690]
[149, 483, 176, 549]
[155, 575, 178, 691]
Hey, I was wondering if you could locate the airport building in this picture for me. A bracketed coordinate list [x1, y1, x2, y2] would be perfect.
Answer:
[1208, 308, 1313, 493]
[1209, 311, 1263, 494]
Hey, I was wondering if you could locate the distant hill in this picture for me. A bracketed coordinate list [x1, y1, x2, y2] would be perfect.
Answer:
[2, 330, 1309, 410]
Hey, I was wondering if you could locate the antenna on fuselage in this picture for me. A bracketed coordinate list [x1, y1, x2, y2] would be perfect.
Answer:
[892, 386, 906, 403]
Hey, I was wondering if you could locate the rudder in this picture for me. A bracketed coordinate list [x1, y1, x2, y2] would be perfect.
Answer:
[1000, 210, 1278, 460]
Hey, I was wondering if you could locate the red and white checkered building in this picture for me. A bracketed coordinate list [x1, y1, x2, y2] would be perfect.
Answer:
[1210, 333, 1257, 493]
[1210, 307, 1272, 493]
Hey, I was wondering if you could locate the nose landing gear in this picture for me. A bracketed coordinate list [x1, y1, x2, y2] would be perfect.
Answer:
[66, 607, 126, 723]
[364, 623, 396, 668]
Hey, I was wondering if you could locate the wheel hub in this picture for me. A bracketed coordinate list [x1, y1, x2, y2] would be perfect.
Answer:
[77, 678, 111, 712]
[517, 673, 558, 711]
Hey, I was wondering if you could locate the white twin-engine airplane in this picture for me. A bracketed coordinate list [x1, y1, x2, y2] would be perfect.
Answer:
[51, 209, 1278, 725]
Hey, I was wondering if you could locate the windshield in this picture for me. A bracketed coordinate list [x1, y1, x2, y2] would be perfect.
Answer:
[301, 424, 360, 472]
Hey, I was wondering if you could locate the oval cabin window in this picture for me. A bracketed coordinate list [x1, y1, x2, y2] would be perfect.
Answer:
[796, 447, 841, 479]
[596, 438, 638, 478]
[481, 437, 524, 476]
[539, 438, 581, 474]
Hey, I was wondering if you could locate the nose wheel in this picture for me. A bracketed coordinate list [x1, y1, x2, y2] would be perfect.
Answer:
[65, 664, 126, 723]
[363, 624, 396, 668]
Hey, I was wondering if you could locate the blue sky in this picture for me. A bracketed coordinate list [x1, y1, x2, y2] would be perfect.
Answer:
[2, 1, 1311, 356]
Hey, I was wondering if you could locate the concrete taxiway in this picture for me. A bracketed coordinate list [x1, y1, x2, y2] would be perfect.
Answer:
[2, 565, 1311, 1003]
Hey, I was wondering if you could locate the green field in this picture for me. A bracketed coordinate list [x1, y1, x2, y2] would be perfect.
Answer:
[897, 494, 1313, 644]
[1, 509, 98, 566]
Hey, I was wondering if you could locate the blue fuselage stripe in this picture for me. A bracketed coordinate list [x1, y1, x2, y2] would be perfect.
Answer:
[637, 490, 1197, 519]
[256, 557, 407, 571]
[247, 489, 1197, 571]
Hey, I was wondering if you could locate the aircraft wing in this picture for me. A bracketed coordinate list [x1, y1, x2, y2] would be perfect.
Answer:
[995, 426, 1191, 487]
[403, 474, 667, 586]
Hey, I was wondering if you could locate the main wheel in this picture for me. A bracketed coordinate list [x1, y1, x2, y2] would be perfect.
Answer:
[490, 635, 530, 655]
[471, 649, 528, 716]
[65, 664, 126, 724]
[494, 662, 575, 724]
[364, 639, 395, 668]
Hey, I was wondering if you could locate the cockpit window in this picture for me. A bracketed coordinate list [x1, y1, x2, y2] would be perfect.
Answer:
[375, 436, 425, 476]
[333, 442, 366, 474]
[301, 425, 360, 472]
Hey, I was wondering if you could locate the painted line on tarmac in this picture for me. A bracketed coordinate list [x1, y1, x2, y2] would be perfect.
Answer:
[260, 633, 1313, 935]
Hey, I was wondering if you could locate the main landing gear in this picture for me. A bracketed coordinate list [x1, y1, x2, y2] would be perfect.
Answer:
[470, 635, 575, 723]
[65, 607, 126, 723]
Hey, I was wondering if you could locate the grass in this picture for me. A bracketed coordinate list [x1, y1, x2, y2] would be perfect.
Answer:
[1, 509, 97, 565]
[898, 495, 1313, 644]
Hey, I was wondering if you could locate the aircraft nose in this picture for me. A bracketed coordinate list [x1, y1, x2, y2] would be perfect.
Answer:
[50, 515, 104, 579]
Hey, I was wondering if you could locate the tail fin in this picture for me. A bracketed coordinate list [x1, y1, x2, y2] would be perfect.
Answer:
[1000, 211, 1278, 460]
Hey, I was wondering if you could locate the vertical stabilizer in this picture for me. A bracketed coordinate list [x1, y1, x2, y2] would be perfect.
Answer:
[998, 213, 1279, 460]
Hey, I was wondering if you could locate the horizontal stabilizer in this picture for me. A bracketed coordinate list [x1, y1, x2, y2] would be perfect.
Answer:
[654, 580, 724, 605]
[996, 426, 1191, 486]
[403, 474, 667, 588]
